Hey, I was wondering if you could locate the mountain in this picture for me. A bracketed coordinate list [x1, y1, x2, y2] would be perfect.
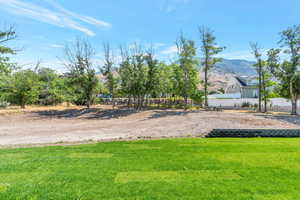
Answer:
[198, 59, 257, 92]
[214, 59, 256, 76]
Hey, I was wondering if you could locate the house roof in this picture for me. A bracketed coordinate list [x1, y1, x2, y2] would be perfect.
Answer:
[235, 76, 247, 87]
[235, 76, 258, 87]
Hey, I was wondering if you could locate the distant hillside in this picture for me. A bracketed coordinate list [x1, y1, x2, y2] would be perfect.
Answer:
[215, 59, 256, 76]
[198, 59, 257, 92]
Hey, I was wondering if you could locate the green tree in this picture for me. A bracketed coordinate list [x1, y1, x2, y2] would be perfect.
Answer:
[145, 49, 159, 98]
[176, 34, 199, 109]
[37, 68, 66, 105]
[250, 42, 264, 112]
[119, 46, 134, 105]
[157, 63, 174, 98]
[130, 44, 148, 109]
[199, 27, 224, 108]
[7, 69, 40, 108]
[267, 25, 300, 115]
[64, 39, 99, 108]
[101, 42, 118, 108]
[0, 26, 17, 101]
[119, 44, 156, 109]
[250, 43, 274, 113]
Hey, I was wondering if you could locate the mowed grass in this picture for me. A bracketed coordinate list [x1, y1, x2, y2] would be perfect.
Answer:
[1, 139, 300, 199]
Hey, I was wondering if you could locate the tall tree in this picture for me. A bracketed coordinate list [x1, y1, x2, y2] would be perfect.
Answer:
[0, 26, 17, 100]
[119, 44, 148, 109]
[37, 68, 66, 105]
[267, 25, 300, 115]
[119, 46, 133, 105]
[199, 27, 224, 108]
[261, 60, 275, 112]
[130, 44, 148, 109]
[250, 42, 264, 112]
[64, 39, 99, 108]
[145, 47, 159, 97]
[267, 47, 300, 115]
[101, 42, 117, 108]
[176, 34, 199, 109]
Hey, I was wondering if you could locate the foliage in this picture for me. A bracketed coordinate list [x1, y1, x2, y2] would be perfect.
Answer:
[176, 34, 199, 109]
[119, 45, 162, 109]
[199, 27, 225, 107]
[0, 100, 10, 108]
[37, 68, 66, 105]
[101, 42, 118, 106]
[0, 26, 17, 100]
[250, 42, 264, 112]
[267, 24, 300, 115]
[6, 69, 40, 108]
[241, 101, 251, 108]
[64, 39, 99, 108]
[190, 89, 204, 104]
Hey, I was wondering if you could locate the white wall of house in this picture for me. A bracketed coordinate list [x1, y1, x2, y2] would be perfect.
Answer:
[241, 87, 259, 98]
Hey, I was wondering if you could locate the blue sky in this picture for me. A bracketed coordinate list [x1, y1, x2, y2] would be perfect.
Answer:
[0, 0, 299, 70]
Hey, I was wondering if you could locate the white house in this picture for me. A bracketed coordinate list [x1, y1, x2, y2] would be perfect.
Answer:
[225, 76, 259, 98]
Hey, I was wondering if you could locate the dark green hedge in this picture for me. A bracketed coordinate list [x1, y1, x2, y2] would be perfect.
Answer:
[207, 129, 300, 138]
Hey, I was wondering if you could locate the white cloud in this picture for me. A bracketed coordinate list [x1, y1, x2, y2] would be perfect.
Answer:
[49, 44, 64, 48]
[160, 0, 191, 13]
[160, 45, 178, 55]
[45, 0, 112, 28]
[0, 0, 112, 36]
[218, 50, 255, 61]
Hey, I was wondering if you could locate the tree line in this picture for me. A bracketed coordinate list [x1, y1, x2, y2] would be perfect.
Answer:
[1, 24, 300, 114]
[250, 24, 300, 115]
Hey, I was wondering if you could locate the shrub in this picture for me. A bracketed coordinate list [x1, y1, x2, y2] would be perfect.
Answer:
[241, 102, 251, 108]
[0, 101, 10, 108]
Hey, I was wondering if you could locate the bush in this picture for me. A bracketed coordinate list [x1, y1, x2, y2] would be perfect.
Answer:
[0, 101, 10, 108]
[241, 102, 251, 108]
[191, 90, 204, 105]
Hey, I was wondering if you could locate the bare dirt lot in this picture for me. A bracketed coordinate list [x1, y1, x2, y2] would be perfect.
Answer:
[1, 105, 300, 147]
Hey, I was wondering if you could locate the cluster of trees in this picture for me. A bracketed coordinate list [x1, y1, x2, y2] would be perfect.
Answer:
[107, 29, 224, 110]
[250, 24, 300, 115]
[2, 24, 300, 115]
[1, 25, 225, 110]
[0, 34, 100, 108]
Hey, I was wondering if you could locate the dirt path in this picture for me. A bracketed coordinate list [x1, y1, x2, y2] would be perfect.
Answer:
[1, 107, 300, 147]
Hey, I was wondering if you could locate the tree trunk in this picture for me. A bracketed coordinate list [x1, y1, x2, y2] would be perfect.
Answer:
[204, 67, 208, 108]
[127, 96, 131, 107]
[262, 73, 267, 113]
[184, 96, 188, 110]
[264, 97, 267, 113]
[291, 99, 298, 115]
[258, 68, 262, 112]
[20, 96, 25, 109]
[290, 81, 298, 115]
[112, 94, 115, 109]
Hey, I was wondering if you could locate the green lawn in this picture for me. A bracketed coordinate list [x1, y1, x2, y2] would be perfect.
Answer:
[1, 138, 300, 200]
